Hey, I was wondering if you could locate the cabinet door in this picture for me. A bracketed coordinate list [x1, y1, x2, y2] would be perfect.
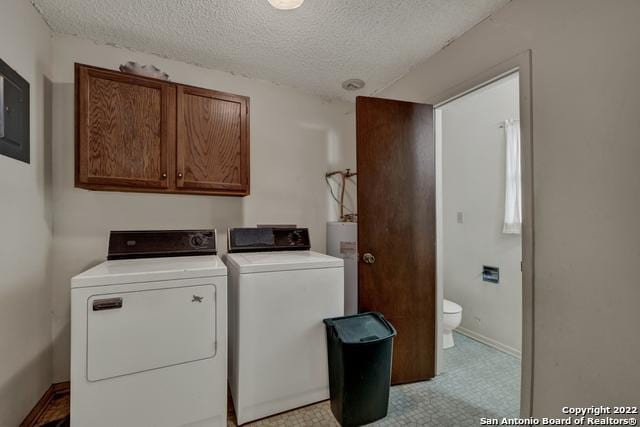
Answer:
[176, 86, 249, 195]
[76, 65, 174, 189]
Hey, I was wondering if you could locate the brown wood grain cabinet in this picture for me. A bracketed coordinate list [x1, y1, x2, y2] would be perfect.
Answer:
[75, 63, 250, 196]
[177, 85, 249, 193]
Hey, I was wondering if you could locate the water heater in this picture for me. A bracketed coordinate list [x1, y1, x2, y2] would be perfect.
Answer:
[327, 221, 358, 315]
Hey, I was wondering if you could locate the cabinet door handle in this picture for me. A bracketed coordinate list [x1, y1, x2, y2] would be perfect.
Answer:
[161, 173, 167, 179]
[177, 172, 183, 179]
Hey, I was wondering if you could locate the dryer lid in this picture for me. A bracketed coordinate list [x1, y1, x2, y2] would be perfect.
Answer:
[71, 255, 227, 288]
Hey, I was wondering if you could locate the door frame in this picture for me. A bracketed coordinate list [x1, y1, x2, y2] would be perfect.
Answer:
[430, 50, 534, 417]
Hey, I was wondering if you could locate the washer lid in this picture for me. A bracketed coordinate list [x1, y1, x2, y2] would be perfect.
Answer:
[224, 251, 343, 274]
[71, 255, 227, 288]
[443, 299, 462, 314]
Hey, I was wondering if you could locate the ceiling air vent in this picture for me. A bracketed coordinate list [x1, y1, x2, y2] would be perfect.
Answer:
[341, 79, 365, 91]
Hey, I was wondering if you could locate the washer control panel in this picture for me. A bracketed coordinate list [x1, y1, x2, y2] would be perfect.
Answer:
[228, 227, 311, 253]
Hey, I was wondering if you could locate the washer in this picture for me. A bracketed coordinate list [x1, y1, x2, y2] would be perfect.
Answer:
[71, 230, 227, 427]
[224, 227, 344, 425]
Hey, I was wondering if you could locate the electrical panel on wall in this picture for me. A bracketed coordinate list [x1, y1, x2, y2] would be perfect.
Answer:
[0, 58, 29, 164]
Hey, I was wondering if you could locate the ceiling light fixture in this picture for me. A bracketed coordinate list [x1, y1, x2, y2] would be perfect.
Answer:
[268, 0, 304, 10]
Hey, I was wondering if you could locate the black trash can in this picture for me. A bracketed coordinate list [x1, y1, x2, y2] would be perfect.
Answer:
[323, 312, 397, 427]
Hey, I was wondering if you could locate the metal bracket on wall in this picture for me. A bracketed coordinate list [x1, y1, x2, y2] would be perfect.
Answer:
[325, 168, 358, 222]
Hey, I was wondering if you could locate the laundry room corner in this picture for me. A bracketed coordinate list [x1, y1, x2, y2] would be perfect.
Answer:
[47, 35, 356, 383]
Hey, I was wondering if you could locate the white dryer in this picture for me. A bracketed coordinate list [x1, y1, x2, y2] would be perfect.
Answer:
[224, 227, 344, 425]
[71, 230, 227, 427]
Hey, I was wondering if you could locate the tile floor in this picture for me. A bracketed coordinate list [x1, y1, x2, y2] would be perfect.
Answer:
[36, 333, 520, 426]
[229, 332, 521, 426]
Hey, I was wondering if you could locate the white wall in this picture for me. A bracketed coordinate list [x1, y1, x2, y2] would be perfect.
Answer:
[0, 0, 53, 425]
[380, 0, 640, 415]
[440, 73, 521, 355]
[49, 35, 355, 381]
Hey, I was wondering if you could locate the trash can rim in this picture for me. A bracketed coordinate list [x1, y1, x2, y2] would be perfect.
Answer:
[323, 311, 397, 344]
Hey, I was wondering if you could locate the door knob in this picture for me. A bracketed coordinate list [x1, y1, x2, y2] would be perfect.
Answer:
[362, 253, 375, 264]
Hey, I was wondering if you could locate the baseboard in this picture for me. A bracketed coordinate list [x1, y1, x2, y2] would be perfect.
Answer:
[455, 327, 521, 359]
[20, 381, 70, 427]
[51, 381, 70, 395]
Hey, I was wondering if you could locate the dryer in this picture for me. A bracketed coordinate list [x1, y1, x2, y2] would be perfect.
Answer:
[224, 227, 344, 425]
[71, 230, 227, 427]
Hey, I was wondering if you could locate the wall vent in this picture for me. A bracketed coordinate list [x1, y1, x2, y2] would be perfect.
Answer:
[341, 79, 365, 91]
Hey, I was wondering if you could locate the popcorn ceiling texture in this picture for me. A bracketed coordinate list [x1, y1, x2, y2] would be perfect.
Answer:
[32, 0, 509, 101]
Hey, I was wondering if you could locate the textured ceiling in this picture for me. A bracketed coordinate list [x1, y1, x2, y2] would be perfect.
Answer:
[32, 0, 509, 100]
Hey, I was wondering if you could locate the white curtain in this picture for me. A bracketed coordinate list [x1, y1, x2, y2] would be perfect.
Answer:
[503, 119, 522, 234]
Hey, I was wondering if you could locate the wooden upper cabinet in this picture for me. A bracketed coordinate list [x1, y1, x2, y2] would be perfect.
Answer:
[75, 63, 250, 196]
[76, 65, 174, 189]
[177, 86, 249, 193]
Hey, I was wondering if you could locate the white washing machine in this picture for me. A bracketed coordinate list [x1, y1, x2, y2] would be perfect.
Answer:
[71, 230, 227, 427]
[224, 227, 344, 425]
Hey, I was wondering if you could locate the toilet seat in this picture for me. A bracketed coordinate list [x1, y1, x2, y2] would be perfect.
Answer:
[443, 299, 462, 314]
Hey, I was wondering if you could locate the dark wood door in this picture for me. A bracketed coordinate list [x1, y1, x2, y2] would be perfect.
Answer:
[356, 96, 436, 385]
[176, 85, 249, 195]
[76, 65, 173, 189]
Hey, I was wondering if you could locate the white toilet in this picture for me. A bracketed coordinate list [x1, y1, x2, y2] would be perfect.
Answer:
[443, 299, 463, 349]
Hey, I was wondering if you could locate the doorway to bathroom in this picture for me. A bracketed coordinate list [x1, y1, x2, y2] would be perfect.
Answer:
[433, 64, 529, 420]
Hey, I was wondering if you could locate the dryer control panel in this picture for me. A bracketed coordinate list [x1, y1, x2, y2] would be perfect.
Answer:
[107, 230, 217, 260]
[228, 227, 311, 253]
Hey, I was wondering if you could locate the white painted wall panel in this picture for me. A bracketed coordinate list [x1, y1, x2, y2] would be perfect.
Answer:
[0, 1, 53, 424]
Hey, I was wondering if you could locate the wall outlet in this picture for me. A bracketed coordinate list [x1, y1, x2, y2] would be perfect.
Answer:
[456, 211, 464, 224]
